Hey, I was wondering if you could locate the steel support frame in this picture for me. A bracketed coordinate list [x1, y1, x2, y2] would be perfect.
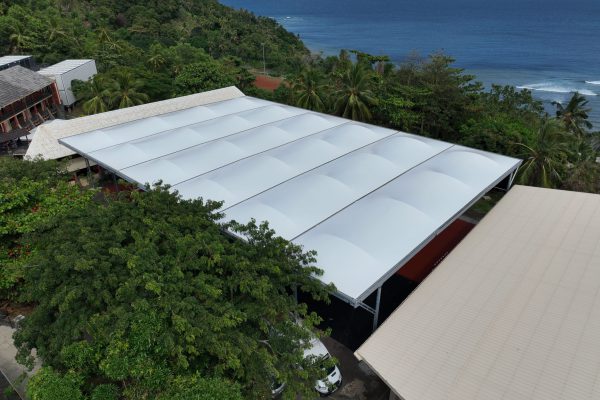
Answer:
[342, 286, 382, 332]
[113, 172, 119, 193]
[85, 158, 92, 186]
[507, 166, 520, 189]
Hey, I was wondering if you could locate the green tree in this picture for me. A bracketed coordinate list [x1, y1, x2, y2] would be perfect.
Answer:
[27, 368, 84, 400]
[75, 75, 115, 115]
[147, 43, 167, 72]
[292, 68, 327, 112]
[174, 59, 238, 95]
[553, 92, 593, 136]
[517, 118, 572, 188]
[157, 376, 242, 400]
[333, 63, 378, 121]
[0, 158, 93, 299]
[110, 71, 149, 109]
[15, 186, 332, 399]
[9, 24, 32, 53]
[416, 54, 481, 139]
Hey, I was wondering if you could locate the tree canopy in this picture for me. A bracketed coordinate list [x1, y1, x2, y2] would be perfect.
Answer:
[0, 158, 93, 299]
[15, 185, 334, 399]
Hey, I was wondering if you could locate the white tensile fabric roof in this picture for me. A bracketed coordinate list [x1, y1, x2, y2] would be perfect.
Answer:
[356, 186, 600, 400]
[59, 93, 520, 303]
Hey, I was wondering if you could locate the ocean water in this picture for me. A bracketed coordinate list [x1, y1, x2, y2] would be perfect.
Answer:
[221, 0, 600, 127]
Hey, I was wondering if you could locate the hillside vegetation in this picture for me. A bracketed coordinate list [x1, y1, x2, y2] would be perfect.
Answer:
[0, 0, 307, 102]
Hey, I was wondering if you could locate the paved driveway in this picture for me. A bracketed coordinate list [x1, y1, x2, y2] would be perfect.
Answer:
[322, 337, 389, 400]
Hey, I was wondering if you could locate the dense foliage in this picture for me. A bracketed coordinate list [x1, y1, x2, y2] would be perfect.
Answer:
[0, 158, 93, 299]
[14, 185, 333, 399]
[0, 0, 307, 113]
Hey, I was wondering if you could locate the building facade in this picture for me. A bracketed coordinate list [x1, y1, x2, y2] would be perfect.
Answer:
[39, 59, 97, 108]
[0, 66, 60, 139]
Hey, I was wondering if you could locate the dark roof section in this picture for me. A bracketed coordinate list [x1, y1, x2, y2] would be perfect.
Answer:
[0, 128, 31, 144]
[0, 66, 54, 108]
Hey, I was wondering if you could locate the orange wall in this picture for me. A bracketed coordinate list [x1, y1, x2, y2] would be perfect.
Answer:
[397, 219, 475, 282]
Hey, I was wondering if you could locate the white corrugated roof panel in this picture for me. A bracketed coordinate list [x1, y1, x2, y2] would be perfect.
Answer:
[0, 55, 31, 67]
[355, 185, 600, 400]
[38, 59, 93, 75]
[60, 94, 521, 303]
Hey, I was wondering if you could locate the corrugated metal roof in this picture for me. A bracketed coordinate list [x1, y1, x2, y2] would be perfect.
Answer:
[59, 95, 521, 303]
[356, 185, 600, 400]
[38, 59, 94, 76]
[25, 86, 245, 160]
[0, 66, 54, 108]
[0, 55, 31, 67]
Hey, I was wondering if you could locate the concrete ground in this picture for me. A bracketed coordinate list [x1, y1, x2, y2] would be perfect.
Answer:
[0, 373, 20, 400]
[0, 326, 30, 399]
[322, 336, 389, 400]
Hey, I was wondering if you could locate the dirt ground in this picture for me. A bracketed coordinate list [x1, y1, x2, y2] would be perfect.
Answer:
[254, 74, 284, 91]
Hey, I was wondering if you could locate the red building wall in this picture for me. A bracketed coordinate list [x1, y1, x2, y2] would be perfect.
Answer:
[396, 219, 475, 282]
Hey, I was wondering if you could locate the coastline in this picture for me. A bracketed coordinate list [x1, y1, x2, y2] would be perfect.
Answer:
[294, 32, 600, 127]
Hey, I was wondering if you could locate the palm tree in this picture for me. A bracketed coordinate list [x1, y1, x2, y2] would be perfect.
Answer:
[333, 63, 378, 122]
[9, 26, 32, 53]
[80, 76, 114, 115]
[292, 69, 327, 112]
[552, 92, 593, 136]
[47, 18, 68, 42]
[96, 28, 121, 51]
[110, 72, 149, 109]
[516, 118, 572, 188]
[147, 45, 166, 71]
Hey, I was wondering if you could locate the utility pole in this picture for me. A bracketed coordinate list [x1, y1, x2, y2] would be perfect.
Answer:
[261, 42, 266, 75]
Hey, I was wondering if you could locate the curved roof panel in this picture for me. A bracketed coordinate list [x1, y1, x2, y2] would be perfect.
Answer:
[60, 94, 521, 303]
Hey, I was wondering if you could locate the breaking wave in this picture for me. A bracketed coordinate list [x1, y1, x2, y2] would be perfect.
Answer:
[517, 83, 597, 96]
[585, 80, 600, 85]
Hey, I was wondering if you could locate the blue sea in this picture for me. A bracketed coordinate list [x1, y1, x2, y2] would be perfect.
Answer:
[221, 0, 600, 127]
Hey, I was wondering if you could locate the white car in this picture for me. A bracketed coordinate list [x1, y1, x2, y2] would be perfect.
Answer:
[270, 321, 343, 397]
[304, 338, 343, 395]
[271, 380, 286, 397]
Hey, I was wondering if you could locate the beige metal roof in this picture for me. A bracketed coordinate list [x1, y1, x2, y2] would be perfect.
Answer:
[356, 185, 600, 400]
[25, 86, 244, 160]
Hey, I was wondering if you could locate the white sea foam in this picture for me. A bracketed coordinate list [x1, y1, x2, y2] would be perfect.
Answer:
[517, 83, 597, 96]
[586, 80, 600, 85]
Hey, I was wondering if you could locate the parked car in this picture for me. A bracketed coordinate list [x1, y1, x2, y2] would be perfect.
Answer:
[271, 380, 286, 397]
[269, 319, 343, 397]
[304, 337, 343, 396]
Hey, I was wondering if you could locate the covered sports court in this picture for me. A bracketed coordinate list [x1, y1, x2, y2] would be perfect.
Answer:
[56, 88, 521, 329]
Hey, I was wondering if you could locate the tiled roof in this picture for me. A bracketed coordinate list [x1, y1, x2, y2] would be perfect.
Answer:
[0, 66, 54, 108]
[25, 86, 245, 160]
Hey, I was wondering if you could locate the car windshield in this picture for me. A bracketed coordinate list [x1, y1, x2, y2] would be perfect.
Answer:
[271, 380, 284, 390]
[319, 354, 336, 376]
